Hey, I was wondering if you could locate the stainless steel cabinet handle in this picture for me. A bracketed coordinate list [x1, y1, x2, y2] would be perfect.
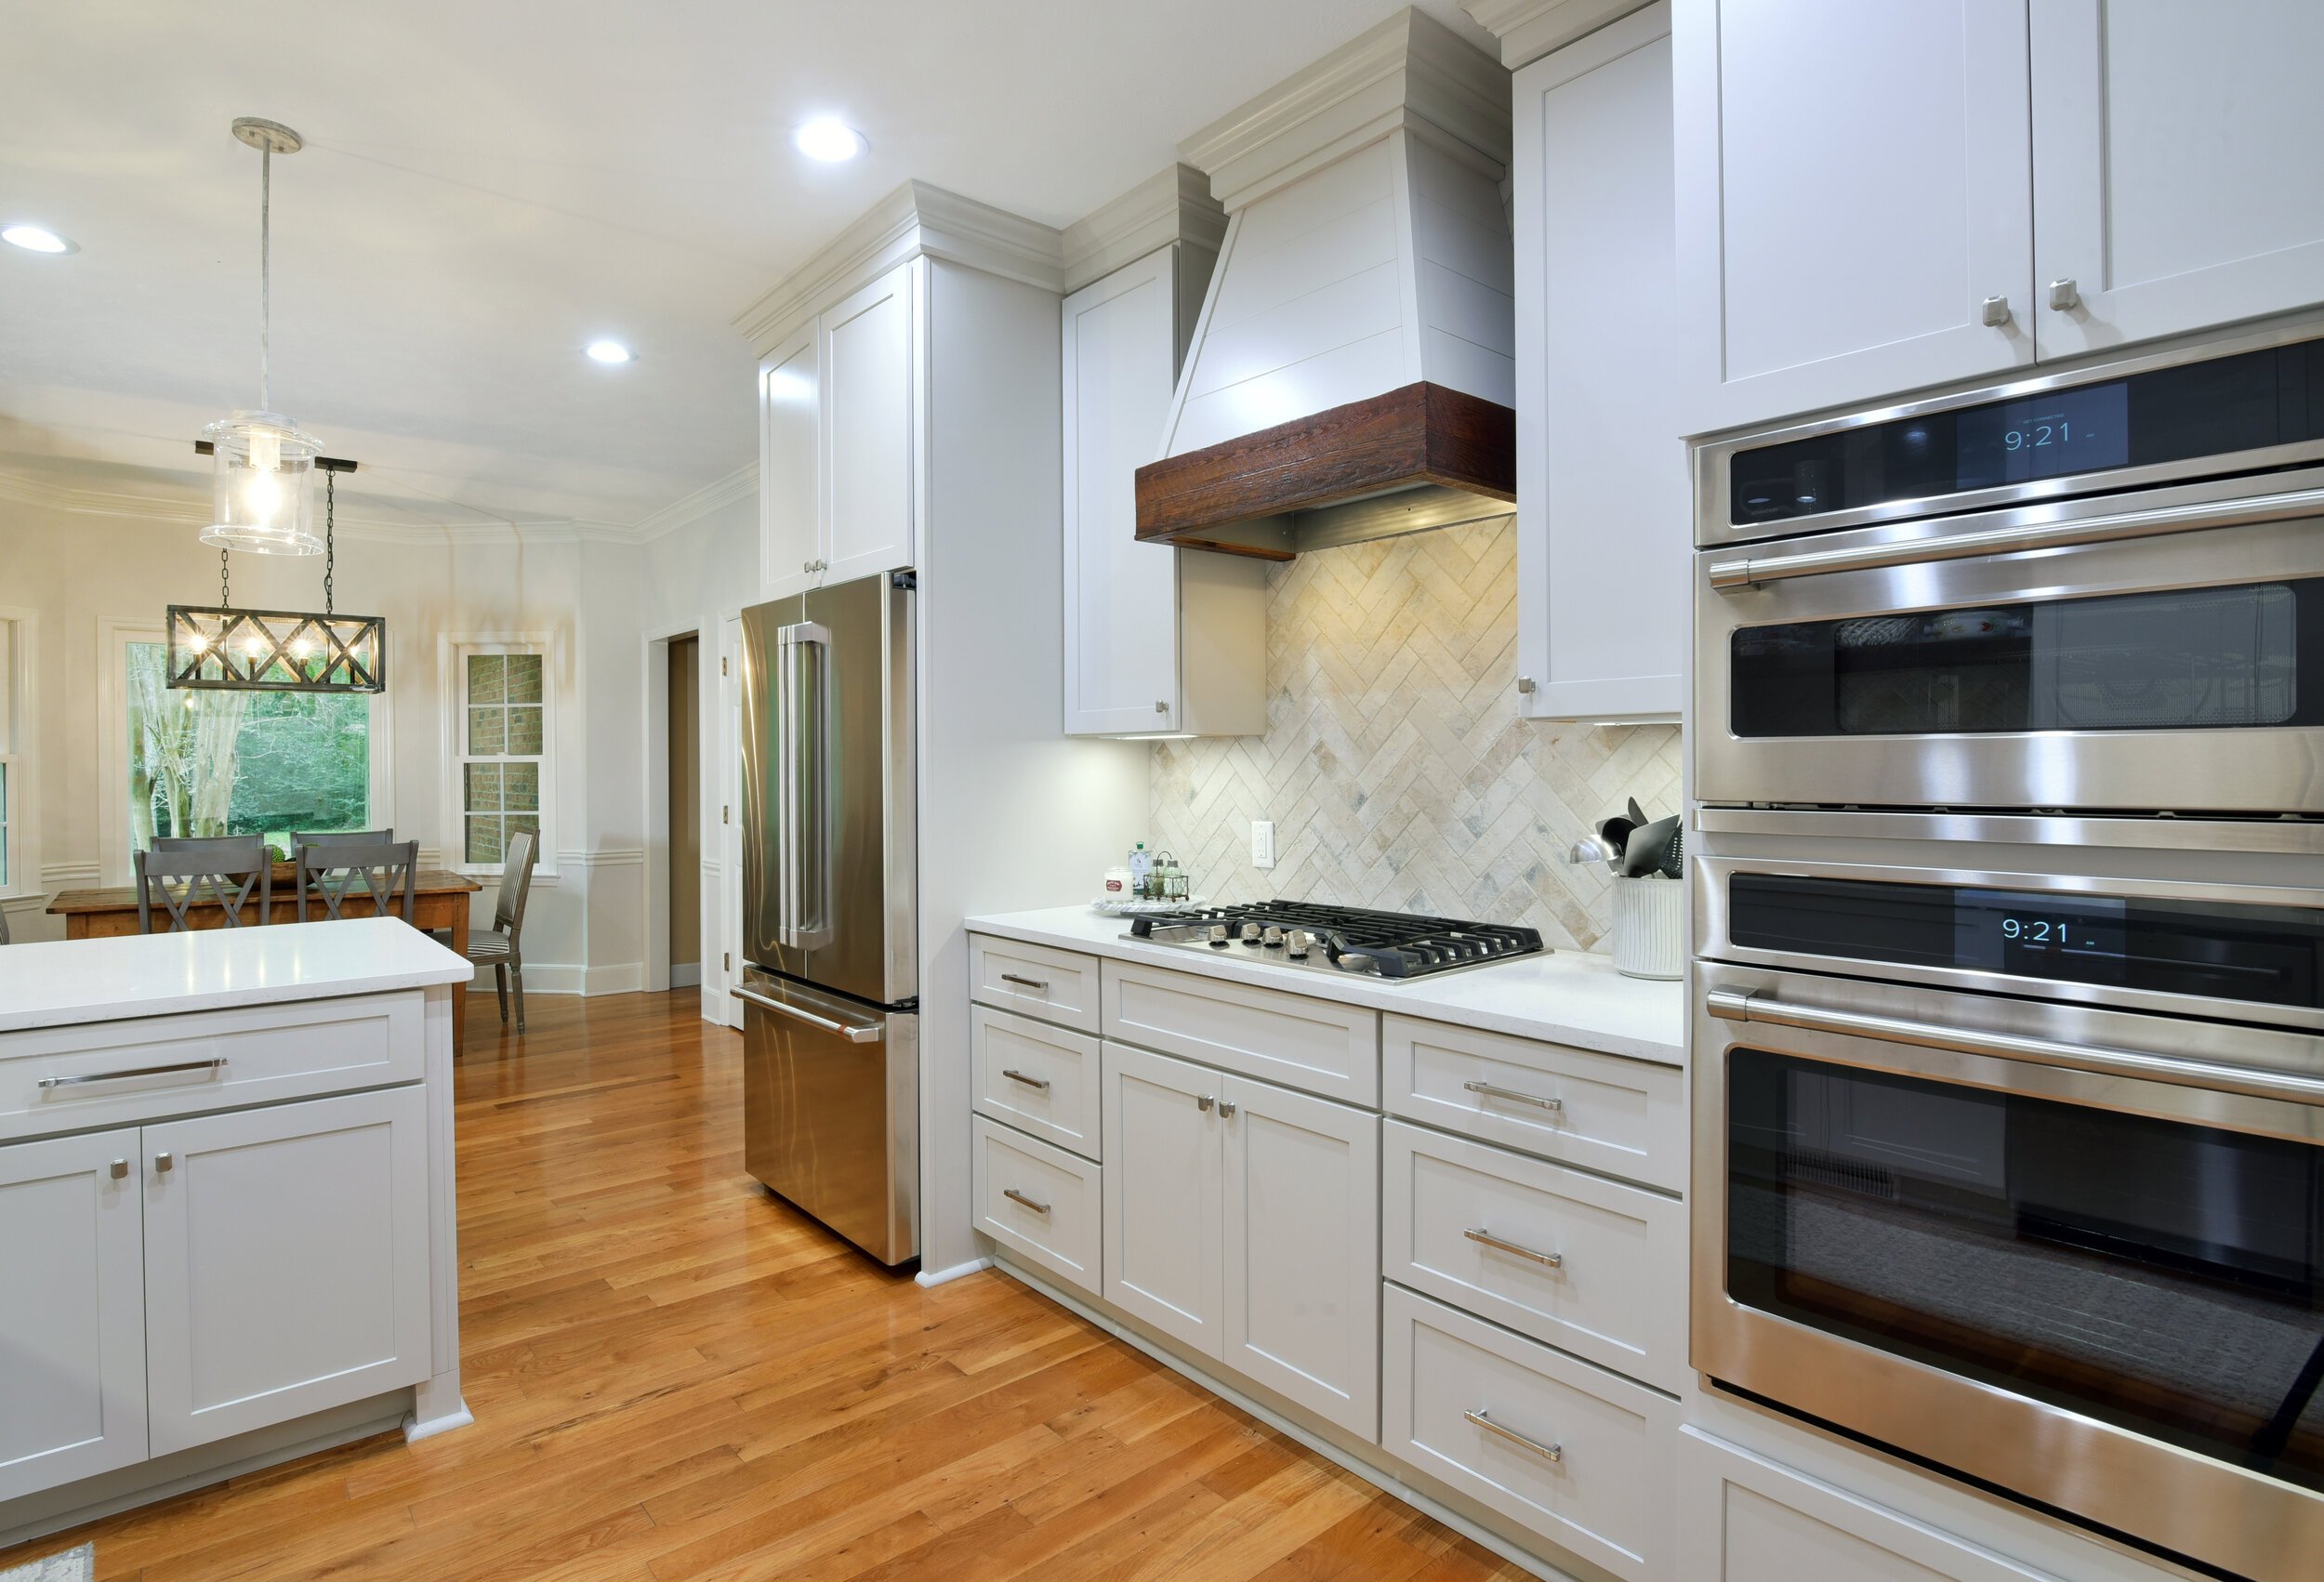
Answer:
[110, 1159, 129, 1180]
[153, 1153, 175, 1174]
[1707, 481, 2324, 589]
[1218, 1099, 1237, 1118]
[1465, 1408, 1562, 1463]
[1155, 701, 1169, 714]
[999, 973, 1049, 991]
[1462, 1078, 1563, 1113]
[40, 1058, 228, 1091]
[2048, 277, 2080, 311]
[1979, 295, 2011, 327]
[1708, 987, 2324, 1104]
[1197, 1094, 1215, 1112]
[1003, 1188, 1050, 1215]
[1465, 1228, 1564, 1268]
[731, 985, 881, 1044]
[1001, 1068, 1050, 1091]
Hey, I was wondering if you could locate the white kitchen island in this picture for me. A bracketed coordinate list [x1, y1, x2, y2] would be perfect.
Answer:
[0, 918, 472, 1549]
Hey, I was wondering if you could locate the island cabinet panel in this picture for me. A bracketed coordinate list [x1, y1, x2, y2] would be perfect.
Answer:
[142, 1086, 431, 1456]
[0, 991, 423, 1142]
[0, 1128, 148, 1502]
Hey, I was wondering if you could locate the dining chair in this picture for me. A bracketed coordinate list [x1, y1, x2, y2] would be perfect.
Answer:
[297, 838, 420, 923]
[291, 828, 395, 857]
[136, 837, 272, 932]
[466, 829, 537, 1033]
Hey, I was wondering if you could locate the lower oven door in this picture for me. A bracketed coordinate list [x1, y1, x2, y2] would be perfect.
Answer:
[1694, 961, 2324, 1580]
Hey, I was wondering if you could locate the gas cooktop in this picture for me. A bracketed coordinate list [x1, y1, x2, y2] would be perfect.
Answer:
[1126, 901, 1547, 980]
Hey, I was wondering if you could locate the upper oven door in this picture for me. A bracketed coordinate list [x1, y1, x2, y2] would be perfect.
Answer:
[1696, 466, 2324, 814]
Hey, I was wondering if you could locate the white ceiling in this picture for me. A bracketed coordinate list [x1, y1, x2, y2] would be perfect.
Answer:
[0, 0, 1494, 534]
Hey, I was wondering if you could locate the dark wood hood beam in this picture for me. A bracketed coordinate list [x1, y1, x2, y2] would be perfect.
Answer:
[1133, 381, 1517, 559]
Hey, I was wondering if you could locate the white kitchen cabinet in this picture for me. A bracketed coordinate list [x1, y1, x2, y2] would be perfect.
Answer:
[2029, 0, 2324, 360]
[971, 1115, 1103, 1299]
[757, 323, 820, 601]
[820, 259, 918, 586]
[0, 1129, 147, 1502]
[1674, 0, 2034, 432]
[142, 1086, 432, 1456]
[1512, 3, 1685, 722]
[1062, 244, 1265, 738]
[1101, 1040, 1224, 1357]
[1220, 1073, 1379, 1437]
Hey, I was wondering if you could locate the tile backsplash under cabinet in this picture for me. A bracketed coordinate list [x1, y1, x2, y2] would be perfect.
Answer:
[1150, 516, 1682, 955]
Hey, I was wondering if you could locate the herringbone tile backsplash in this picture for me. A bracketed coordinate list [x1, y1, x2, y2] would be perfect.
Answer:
[1150, 516, 1682, 954]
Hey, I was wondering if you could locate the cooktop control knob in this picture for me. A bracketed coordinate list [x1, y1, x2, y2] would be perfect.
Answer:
[1208, 924, 1230, 948]
[1238, 921, 1263, 944]
[1338, 952, 1378, 975]
[1285, 929, 1311, 958]
[1261, 926, 1285, 949]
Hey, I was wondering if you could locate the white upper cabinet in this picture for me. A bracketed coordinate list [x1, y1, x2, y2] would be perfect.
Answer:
[820, 259, 918, 586]
[1675, 0, 2035, 433]
[1513, 2, 1686, 722]
[758, 323, 820, 602]
[2030, 0, 2324, 359]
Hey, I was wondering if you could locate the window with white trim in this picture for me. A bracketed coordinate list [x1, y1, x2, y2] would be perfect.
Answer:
[453, 643, 548, 871]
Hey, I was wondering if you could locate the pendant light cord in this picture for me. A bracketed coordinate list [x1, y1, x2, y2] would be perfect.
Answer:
[259, 142, 271, 412]
[324, 470, 336, 614]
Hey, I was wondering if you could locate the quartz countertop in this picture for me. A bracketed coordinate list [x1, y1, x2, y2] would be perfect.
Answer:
[963, 906, 1684, 1065]
[0, 917, 475, 1035]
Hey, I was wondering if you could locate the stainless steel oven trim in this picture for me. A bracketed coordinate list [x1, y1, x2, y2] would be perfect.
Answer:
[1691, 961, 2324, 1581]
[1696, 805, 2324, 856]
[1695, 850, 2324, 1032]
[1693, 313, 2324, 549]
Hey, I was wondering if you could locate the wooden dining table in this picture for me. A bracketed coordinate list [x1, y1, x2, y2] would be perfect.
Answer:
[48, 866, 486, 1055]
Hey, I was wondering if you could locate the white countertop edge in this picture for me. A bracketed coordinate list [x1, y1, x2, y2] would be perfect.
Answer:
[964, 906, 1685, 1066]
[0, 917, 476, 1034]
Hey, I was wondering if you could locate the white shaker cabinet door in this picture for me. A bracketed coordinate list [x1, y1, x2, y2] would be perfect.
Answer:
[820, 258, 918, 585]
[0, 1128, 147, 1501]
[1220, 1074, 1379, 1438]
[1101, 1041, 1224, 1359]
[1063, 246, 1187, 736]
[759, 322, 822, 602]
[2030, 0, 2324, 360]
[1674, 0, 2034, 433]
[143, 1086, 432, 1456]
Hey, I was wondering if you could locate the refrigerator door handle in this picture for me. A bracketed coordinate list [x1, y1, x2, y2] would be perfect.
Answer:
[733, 984, 882, 1044]
[776, 619, 836, 950]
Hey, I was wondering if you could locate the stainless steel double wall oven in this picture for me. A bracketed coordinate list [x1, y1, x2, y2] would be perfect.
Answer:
[1690, 320, 2324, 1581]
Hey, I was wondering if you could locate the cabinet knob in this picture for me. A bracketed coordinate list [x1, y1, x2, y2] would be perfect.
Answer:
[1197, 1094, 1215, 1112]
[1219, 1099, 1237, 1118]
[1979, 295, 2012, 328]
[2047, 278, 2080, 312]
[110, 1158, 128, 1180]
[153, 1152, 175, 1173]
[1155, 701, 1169, 714]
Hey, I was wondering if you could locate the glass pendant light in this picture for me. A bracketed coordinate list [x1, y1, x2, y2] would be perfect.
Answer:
[201, 118, 323, 556]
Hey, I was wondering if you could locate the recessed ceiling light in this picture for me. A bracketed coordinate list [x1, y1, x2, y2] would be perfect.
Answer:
[585, 340, 635, 364]
[793, 119, 866, 163]
[2, 223, 76, 255]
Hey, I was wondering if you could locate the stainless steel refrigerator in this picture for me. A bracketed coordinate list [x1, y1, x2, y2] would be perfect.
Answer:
[737, 572, 918, 1265]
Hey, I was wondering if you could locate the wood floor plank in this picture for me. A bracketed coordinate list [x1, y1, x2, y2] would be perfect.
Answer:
[0, 990, 1524, 1582]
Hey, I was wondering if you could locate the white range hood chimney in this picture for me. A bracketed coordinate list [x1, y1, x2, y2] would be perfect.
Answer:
[1136, 8, 1516, 559]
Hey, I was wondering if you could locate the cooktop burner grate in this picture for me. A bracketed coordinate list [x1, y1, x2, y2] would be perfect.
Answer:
[1127, 901, 1546, 978]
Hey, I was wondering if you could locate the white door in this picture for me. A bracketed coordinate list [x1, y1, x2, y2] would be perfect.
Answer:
[759, 323, 822, 601]
[2030, 0, 2324, 359]
[0, 1129, 146, 1501]
[1515, 5, 1685, 723]
[1220, 1074, 1379, 1436]
[1101, 1041, 1223, 1358]
[821, 259, 917, 584]
[1063, 246, 1187, 735]
[720, 614, 746, 1030]
[1675, 0, 2034, 432]
[143, 1087, 431, 1456]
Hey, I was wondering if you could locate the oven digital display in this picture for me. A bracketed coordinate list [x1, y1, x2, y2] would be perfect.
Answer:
[1954, 382, 2131, 489]
[1954, 889, 2129, 975]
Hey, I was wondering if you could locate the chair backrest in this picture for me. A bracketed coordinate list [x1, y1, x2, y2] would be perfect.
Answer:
[297, 838, 420, 924]
[0, 906, 9, 945]
[494, 828, 538, 938]
[291, 828, 394, 859]
[136, 838, 272, 932]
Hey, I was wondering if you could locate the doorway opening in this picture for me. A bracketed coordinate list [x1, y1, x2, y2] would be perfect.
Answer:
[667, 634, 702, 989]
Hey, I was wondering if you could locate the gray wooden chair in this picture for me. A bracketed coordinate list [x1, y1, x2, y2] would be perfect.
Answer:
[291, 828, 395, 856]
[136, 837, 272, 932]
[466, 829, 537, 1033]
[297, 838, 419, 923]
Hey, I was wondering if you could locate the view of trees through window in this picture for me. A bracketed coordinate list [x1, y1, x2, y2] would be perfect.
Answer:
[125, 641, 370, 855]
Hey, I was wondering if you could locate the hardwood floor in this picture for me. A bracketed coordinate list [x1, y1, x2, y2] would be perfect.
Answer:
[2, 990, 1529, 1582]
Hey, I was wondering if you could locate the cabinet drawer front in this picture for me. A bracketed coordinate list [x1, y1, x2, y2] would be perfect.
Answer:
[1384, 1122, 1683, 1391]
[1384, 1015, 1683, 1190]
[971, 1116, 1101, 1299]
[1103, 960, 1379, 1106]
[1385, 1286, 1675, 1582]
[0, 992, 425, 1142]
[971, 1004, 1101, 1159]
[970, 935, 1101, 1033]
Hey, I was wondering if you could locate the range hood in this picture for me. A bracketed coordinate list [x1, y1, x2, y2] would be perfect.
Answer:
[1136, 9, 1516, 560]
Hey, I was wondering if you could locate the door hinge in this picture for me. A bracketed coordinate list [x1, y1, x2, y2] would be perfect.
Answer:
[723, 952, 732, 971]
[721, 655, 729, 676]
[722, 804, 731, 824]
[891, 569, 918, 591]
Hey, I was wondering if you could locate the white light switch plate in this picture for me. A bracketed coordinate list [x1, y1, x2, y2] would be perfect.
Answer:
[1251, 820, 1275, 869]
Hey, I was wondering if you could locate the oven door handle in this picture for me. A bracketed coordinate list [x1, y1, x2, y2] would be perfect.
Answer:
[1705, 481, 2324, 588]
[1708, 987, 2324, 1105]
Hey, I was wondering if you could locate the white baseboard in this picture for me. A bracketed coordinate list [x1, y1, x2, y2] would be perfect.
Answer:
[915, 1256, 994, 1288]
[401, 1403, 473, 1444]
[516, 962, 645, 996]
[670, 962, 701, 988]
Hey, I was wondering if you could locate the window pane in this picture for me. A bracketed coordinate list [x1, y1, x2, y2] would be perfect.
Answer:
[506, 705, 544, 756]
[506, 811, 539, 847]
[506, 653, 543, 705]
[467, 653, 506, 705]
[468, 705, 505, 756]
[464, 762, 503, 812]
[0, 761, 8, 890]
[465, 813, 504, 865]
[503, 762, 538, 811]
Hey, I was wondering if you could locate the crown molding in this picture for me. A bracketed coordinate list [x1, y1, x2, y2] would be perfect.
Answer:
[1061, 165, 1229, 293]
[1177, 7, 1512, 213]
[1461, 0, 1652, 68]
[733, 180, 1066, 356]
[633, 464, 759, 543]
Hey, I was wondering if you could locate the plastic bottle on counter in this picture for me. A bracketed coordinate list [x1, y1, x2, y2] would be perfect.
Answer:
[1128, 843, 1153, 899]
[1103, 864, 1131, 898]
